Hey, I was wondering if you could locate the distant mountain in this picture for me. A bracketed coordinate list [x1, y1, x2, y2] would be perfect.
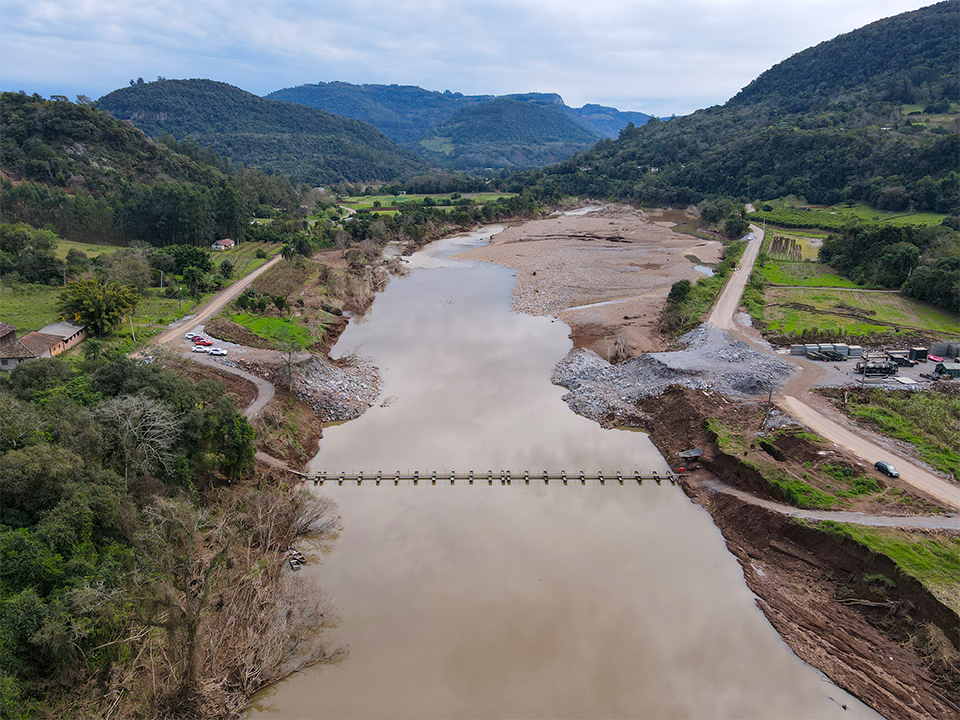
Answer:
[420, 97, 601, 170]
[566, 104, 651, 139]
[520, 0, 959, 213]
[266, 81, 650, 172]
[266, 82, 493, 145]
[96, 79, 427, 184]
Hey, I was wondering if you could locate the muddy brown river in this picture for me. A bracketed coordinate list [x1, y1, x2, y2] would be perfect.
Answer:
[248, 226, 880, 719]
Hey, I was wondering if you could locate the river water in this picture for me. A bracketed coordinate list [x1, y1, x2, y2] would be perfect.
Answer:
[249, 226, 879, 719]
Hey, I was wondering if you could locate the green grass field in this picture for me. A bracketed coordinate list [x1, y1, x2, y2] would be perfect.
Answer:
[419, 137, 454, 154]
[749, 202, 948, 232]
[339, 192, 516, 210]
[229, 314, 313, 347]
[819, 523, 960, 614]
[55, 239, 121, 260]
[759, 260, 861, 288]
[765, 287, 960, 337]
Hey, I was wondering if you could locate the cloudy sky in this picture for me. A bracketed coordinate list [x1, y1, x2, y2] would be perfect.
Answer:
[0, 0, 937, 116]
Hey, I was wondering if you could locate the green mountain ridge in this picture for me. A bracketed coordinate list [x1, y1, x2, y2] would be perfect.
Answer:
[518, 0, 958, 213]
[265, 81, 650, 172]
[96, 79, 427, 184]
[420, 97, 602, 171]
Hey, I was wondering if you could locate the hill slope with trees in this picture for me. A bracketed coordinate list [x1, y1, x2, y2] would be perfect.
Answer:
[96, 79, 427, 184]
[266, 82, 649, 171]
[519, 0, 958, 212]
[0, 91, 304, 250]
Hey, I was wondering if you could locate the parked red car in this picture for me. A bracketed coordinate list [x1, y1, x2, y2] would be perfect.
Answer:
[193, 338, 213, 346]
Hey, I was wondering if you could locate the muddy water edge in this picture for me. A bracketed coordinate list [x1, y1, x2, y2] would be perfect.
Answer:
[247, 225, 879, 719]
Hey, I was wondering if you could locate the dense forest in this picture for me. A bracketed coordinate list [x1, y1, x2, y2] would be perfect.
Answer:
[419, 97, 602, 171]
[0, 356, 344, 718]
[96, 79, 427, 184]
[819, 223, 960, 310]
[512, 1, 958, 211]
[267, 82, 493, 145]
[267, 83, 650, 172]
[0, 92, 301, 247]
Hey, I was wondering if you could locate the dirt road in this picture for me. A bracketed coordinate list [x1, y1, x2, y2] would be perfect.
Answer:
[710, 225, 960, 511]
[152, 253, 283, 347]
[706, 224, 763, 330]
[698, 478, 959, 529]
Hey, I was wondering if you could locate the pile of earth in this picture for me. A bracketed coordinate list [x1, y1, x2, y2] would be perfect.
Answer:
[552, 326, 794, 426]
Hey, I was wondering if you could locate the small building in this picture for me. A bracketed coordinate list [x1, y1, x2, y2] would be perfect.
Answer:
[211, 238, 235, 251]
[935, 362, 960, 379]
[0, 321, 87, 370]
[0, 323, 16, 349]
[910, 347, 928, 361]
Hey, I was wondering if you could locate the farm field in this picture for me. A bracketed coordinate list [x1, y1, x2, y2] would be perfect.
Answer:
[54, 238, 121, 260]
[764, 287, 960, 338]
[748, 202, 948, 232]
[758, 260, 861, 288]
[339, 192, 515, 210]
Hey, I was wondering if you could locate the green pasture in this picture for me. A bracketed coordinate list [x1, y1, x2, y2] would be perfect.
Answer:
[229, 313, 313, 347]
[765, 287, 960, 337]
[55, 238, 121, 260]
[339, 192, 516, 210]
[420, 136, 454, 154]
[1, 242, 279, 339]
[749, 201, 948, 232]
[759, 260, 862, 288]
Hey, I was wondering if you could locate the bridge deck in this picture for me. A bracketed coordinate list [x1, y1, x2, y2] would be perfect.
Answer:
[301, 470, 683, 486]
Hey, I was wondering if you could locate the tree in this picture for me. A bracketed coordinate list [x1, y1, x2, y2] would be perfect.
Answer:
[94, 394, 181, 483]
[667, 279, 692, 303]
[56, 278, 139, 334]
[181, 265, 206, 298]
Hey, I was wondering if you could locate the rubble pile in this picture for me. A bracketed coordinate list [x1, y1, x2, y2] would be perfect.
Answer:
[294, 356, 382, 422]
[552, 326, 795, 425]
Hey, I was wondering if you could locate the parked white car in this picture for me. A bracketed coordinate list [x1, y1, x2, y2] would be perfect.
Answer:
[191, 345, 209, 353]
[209, 348, 228, 356]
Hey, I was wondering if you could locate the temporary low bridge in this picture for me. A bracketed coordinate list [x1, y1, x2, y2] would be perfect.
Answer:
[297, 470, 684, 487]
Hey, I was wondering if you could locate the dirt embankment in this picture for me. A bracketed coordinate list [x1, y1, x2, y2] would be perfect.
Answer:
[628, 387, 959, 720]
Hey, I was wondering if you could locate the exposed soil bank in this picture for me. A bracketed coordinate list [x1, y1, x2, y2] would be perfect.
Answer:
[626, 386, 959, 720]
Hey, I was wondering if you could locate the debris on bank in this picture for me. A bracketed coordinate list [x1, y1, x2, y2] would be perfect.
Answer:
[295, 355, 381, 422]
[552, 326, 794, 425]
[237, 354, 381, 422]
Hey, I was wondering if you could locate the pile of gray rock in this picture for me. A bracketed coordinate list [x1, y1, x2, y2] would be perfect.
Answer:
[294, 355, 382, 422]
[552, 326, 794, 424]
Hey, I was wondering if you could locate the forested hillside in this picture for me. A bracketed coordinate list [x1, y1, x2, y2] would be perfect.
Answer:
[0, 92, 299, 247]
[420, 98, 601, 171]
[517, 1, 958, 212]
[267, 82, 649, 171]
[266, 82, 492, 144]
[96, 79, 427, 184]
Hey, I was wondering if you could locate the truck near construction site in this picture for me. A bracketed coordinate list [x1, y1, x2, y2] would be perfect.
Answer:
[856, 358, 899, 376]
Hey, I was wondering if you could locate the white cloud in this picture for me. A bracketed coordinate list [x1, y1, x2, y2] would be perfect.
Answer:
[0, 0, 937, 114]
